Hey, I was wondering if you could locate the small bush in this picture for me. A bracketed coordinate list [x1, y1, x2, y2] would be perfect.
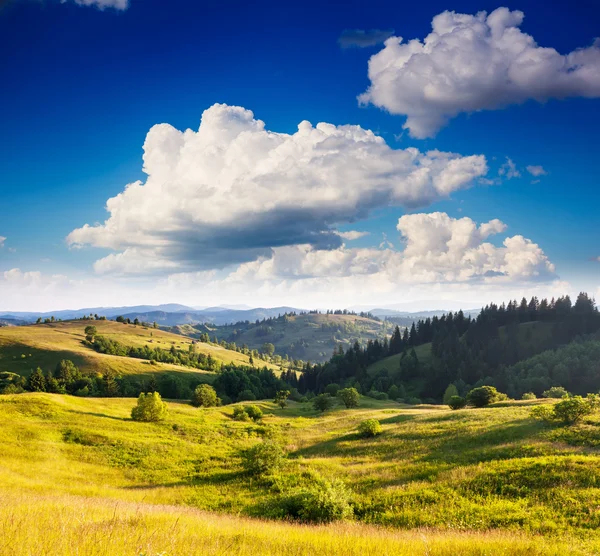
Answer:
[232, 406, 249, 421]
[337, 387, 360, 408]
[358, 419, 382, 438]
[131, 392, 168, 422]
[448, 395, 466, 410]
[245, 404, 263, 422]
[192, 384, 218, 407]
[242, 440, 285, 476]
[281, 479, 353, 523]
[531, 395, 599, 425]
[543, 386, 569, 399]
[324, 383, 340, 397]
[366, 390, 388, 400]
[522, 392, 537, 400]
[443, 384, 459, 404]
[313, 393, 335, 412]
[407, 397, 422, 405]
[467, 386, 502, 407]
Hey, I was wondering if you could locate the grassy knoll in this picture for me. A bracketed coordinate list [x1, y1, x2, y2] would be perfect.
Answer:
[367, 342, 433, 376]
[2, 393, 600, 553]
[0, 320, 271, 379]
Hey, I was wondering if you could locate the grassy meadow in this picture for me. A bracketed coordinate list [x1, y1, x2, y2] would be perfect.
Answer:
[0, 320, 271, 380]
[2, 392, 600, 554]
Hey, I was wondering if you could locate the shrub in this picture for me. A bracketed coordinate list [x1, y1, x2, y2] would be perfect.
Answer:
[448, 395, 466, 410]
[554, 396, 595, 424]
[407, 397, 422, 405]
[281, 479, 353, 523]
[131, 392, 168, 422]
[274, 390, 290, 408]
[543, 386, 569, 399]
[467, 386, 502, 407]
[192, 384, 218, 407]
[313, 393, 335, 412]
[337, 387, 360, 408]
[387, 384, 400, 400]
[324, 383, 340, 396]
[233, 406, 249, 421]
[245, 404, 263, 422]
[242, 440, 284, 476]
[522, 392, 537, 400]
[358, 419, 382, 438]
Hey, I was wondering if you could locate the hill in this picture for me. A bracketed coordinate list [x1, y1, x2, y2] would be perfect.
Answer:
[178, 312, 393, 362]
[1, 392, 599, 554]
[0, 319, 270, 381]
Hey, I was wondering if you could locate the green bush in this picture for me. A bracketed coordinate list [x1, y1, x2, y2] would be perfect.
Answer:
[358, 419, 382, 438]
[337, 387, 360, 408]
[324, 383, 340, 396]
[242, 440, 284, 476]
[366, 390, 388, 400]
[443, 384, 459, 404]
[245, 404, 263, 422]
[543, 386, 569, 399]
[522, 392, 537, 400]
[448, 395, 466, 410]
[192, 384, 218, 407]
[531, 395, 599, 425]
[232, 406, 249, 421]
[281, 479, 353, 523]
[274, 389, 290, 408]
[407, 397, 422, 405]
[467, 386, 502, 407]
[131, 392, 168, 422]
[313, 394, 335, 412]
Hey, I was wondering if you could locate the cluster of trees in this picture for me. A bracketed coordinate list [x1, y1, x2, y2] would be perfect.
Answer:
[295, 293, 600, 403]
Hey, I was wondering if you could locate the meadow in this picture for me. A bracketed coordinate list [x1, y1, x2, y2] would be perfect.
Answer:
[2, 392, 600, 554]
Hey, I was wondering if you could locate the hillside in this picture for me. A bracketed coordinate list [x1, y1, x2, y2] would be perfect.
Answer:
[0, 319, 270, 380]
[178, 312, 393, 362]
[1, 392, 600, 554]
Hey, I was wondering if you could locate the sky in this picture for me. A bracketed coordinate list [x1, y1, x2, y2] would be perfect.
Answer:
[0, 0, 599, 312]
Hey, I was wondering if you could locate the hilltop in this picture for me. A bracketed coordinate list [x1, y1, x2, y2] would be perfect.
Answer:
[0, 319, 272, 381]
[173, 312, 393, 362]
[1, 392, 599, 554]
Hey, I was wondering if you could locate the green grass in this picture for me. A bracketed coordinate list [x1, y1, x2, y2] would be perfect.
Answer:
[2, 393, 600, 553]
[367, 342, 433, 377]
[0, 320, 274, 380]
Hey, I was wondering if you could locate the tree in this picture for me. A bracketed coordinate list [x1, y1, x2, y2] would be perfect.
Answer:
[27, 367, 46, 392]
[133, 318, 140, 326]
[467, 386, 501, 408]
[337, 387, 360, 408]
[245, 404, 263, 422]
[131, 392, 168, 422]
[84, 325, 97, 337]
[443, 384, 459, 405]
[448, 396, 466, 410]
[543, 386, 569, 399]
[261, 343, 275, 357]
[324, 383, 340, 396]
[313, 393, 335, 412]
[274, 389, 290, 408]
[358, 419, 382, 437]
[192, 384, 218, 407]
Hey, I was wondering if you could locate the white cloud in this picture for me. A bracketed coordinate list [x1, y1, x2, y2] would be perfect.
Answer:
[526, 165, 547, 177]
[498, 157, 521, 179]
[64, 0, 129, 10]
[359, 7, 600, 138]
[0, 237, 5, 248]
[68, 103, 488, 275]
[337, 230, 370, 241]
[338, 29, 395, 49]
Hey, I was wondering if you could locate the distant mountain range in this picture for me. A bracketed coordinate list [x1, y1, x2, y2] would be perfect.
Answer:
[0, 303, 481, 327]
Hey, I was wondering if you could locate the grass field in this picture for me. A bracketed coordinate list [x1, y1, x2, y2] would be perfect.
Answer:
[0, 320, 273, 380]
[2, 392, 600, 554]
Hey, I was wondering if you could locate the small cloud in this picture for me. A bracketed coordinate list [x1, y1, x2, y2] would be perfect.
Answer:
[498, 157, 521, 179]
[526, 165, 547, 177]
[531, 179, 541, 185]
[338, 230, 370, 241]
[61, 0, 129, 10]
[338, 29, 395, 49]
[379, 232, 394, 249]
[0, 236, 5, 248]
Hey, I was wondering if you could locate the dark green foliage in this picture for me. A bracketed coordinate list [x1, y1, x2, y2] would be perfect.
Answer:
[131, 392, 168, 422]
[448, 395, 467, 410]
[274, 389, 290, 408]
[312, 393, 335, 412]
[27, 367, 46, 392]
[443, 384, 459, 404]
[467, 386, 502, 407]
[192, 384, 218, 407]
[0, 371, 26, 394]
[244, 404, 263, 422]
[337, 387, 360, 408]
[324, 383, 340, 396]
[84, 325, 97, 338]
[238, 389, 257, 401]
[358, 419, 382, 437]
[242, 440, 284, 476]
[280, 479, 353, 523]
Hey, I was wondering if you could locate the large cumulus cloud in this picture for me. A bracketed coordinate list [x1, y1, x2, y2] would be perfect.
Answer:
[67, 103, 488, 274]
[359, 7, 600, 138]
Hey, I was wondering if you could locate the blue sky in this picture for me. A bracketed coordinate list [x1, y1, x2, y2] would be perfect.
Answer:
[0, 0, 599, 311]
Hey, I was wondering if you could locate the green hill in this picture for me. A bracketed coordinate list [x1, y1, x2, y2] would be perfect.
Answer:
[0, 319, 273, 381]
[175, 312, 392, 362]
[1, 392, 599, 554]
